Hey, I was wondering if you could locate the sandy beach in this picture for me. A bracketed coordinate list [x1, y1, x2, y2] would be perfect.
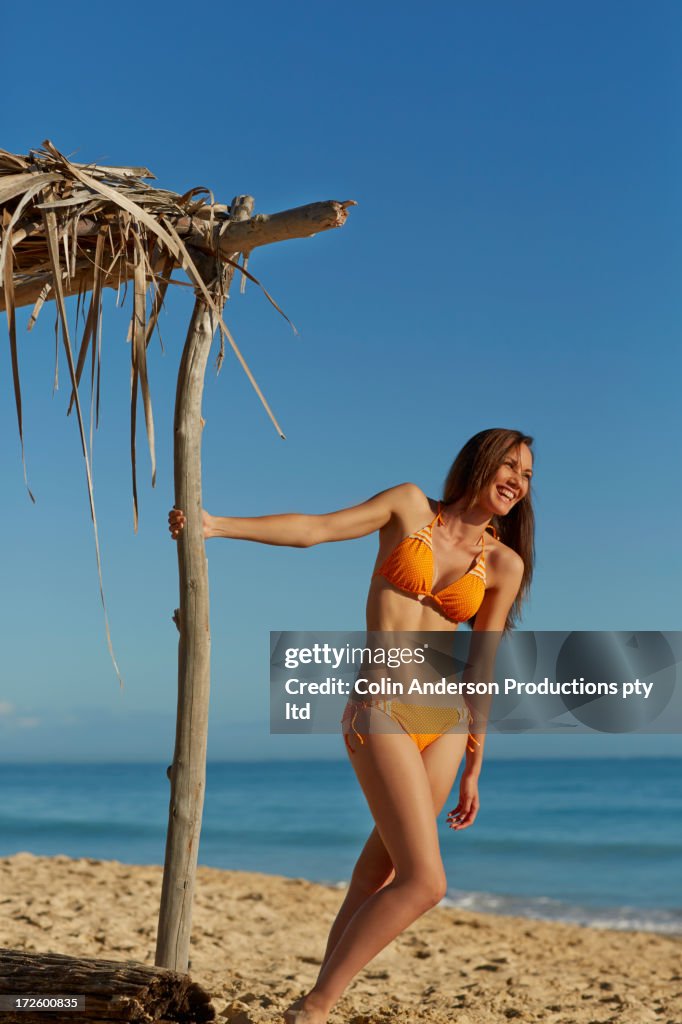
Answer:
[0, 853, 679, 1023]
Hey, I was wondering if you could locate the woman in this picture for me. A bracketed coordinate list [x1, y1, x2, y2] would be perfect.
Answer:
[169, 427, 535, 1024]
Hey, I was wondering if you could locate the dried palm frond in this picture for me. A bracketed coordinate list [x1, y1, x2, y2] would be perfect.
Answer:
[1, 140, 355, 680]
[0, 141, 282, 682]
[0, 141, 287, 469]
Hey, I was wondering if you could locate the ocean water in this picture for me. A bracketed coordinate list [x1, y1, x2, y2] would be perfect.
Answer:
[1, 758, 680, 934]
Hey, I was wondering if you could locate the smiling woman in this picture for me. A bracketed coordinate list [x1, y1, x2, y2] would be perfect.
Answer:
[439, 429, 535, 629]
[168, 426, 537, 1024]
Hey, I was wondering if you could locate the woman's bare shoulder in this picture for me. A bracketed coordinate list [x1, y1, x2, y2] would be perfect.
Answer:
[487, 533, 524, 581]
[391, 481, 427, 501]
[369, 483, 433, 537]
[388, 482, 433, 516]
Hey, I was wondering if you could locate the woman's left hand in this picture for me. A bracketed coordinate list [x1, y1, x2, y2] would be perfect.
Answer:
[446, 771, 480, 831]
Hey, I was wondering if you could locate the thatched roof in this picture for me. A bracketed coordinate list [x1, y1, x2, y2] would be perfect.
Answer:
[1, 138, 354, 496]
[1, 140, 353, 677]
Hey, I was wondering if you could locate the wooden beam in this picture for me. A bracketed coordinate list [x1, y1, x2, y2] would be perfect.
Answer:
[189, 198, 356, 257]
[0, 200, 355, 313]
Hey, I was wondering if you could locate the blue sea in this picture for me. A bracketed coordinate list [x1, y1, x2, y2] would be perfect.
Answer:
[1, 758, 680, 934]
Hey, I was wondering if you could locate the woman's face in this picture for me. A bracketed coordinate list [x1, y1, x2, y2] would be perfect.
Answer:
[483, 443, 533, 516]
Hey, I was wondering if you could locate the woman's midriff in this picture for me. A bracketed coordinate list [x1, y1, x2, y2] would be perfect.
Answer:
[360, 578, 465, 707]
[366, 576, 461, 632]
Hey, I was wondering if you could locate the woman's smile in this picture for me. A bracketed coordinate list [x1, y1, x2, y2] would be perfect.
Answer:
[496, 484, 517, 504]
[486, 443, 533, 515]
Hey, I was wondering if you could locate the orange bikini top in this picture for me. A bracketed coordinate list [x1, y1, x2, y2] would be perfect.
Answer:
[374, 502, 495, 623]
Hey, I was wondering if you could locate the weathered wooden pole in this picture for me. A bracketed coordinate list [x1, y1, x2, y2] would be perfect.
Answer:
[155, 197, 254, 972]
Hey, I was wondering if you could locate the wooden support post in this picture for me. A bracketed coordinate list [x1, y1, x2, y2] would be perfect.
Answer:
[155, 198, 254, 972]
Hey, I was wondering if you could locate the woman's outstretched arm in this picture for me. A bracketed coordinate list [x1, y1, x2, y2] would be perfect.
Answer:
[168, 482, 420, 548]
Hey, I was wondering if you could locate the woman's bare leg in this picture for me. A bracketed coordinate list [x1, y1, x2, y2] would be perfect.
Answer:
[318, 827, 393, 969]
[284, 723, 468, 1023]
[319, 730, 465, 970]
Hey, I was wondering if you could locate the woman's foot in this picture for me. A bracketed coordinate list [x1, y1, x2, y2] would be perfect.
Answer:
[283, 992, 329, 1023]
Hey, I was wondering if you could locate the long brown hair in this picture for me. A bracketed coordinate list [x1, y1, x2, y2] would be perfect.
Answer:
[442, 428, 535, 629]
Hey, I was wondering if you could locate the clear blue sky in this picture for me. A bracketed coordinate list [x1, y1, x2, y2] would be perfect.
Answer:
[1, 1, 680, 760]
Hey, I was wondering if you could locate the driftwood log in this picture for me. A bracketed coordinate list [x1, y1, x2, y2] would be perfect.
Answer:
[0, 948, 215, 1023]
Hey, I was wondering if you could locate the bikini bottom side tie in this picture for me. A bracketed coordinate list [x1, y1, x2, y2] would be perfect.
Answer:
[341, 699, 479, 756]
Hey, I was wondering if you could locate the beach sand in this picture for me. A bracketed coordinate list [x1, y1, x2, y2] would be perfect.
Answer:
[0, 853, 679, 1023]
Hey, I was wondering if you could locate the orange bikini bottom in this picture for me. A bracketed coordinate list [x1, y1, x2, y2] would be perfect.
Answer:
[341, 698, 479, 756]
